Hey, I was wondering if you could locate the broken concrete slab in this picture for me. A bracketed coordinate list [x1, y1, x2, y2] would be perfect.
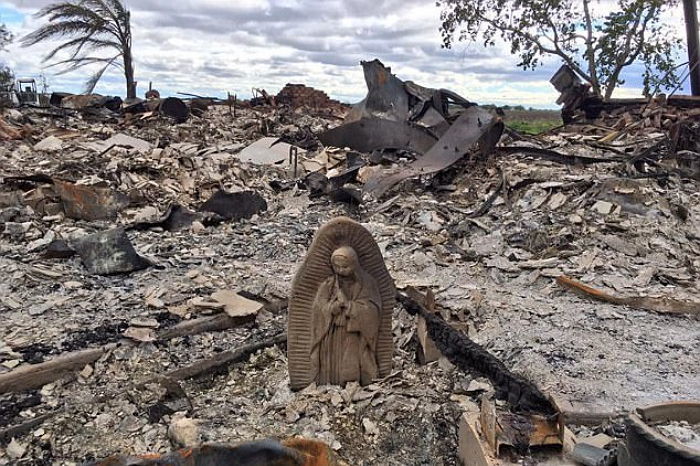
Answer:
[211, 290, 263, 318]
[72, 228, 152, 275]
[33, 135, 64, 151]
[53, 180, 129, 221]
[88, 133, 153, 153]
[237, 137, 306, 166]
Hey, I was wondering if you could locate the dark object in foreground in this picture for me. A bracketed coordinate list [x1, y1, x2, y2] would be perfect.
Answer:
[199, 190, 267, 221]
[618, 401, 700, 466]
[398, 292, 556, 415]
[73, 228, 152, 275]
[83, 438, 343, 466]
[159, 97, 190, 123]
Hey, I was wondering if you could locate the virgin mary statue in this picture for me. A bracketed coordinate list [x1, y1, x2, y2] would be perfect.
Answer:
[310, 246, 382, 386]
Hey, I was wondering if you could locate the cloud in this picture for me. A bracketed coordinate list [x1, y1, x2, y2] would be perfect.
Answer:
[0, 0, 690, 106]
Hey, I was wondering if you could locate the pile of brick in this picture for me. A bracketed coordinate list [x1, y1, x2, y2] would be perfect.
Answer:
[276, 83, 346, 111]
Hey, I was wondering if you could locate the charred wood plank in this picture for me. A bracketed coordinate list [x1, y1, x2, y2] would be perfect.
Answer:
[152, 333, 287, 383]
[0, 345, 115, 394]
[0, 413, 55, 444]
[398, 293, 556, 415]
[157, 313, 255, 340]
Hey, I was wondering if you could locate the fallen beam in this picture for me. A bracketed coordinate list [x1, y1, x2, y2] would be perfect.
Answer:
[157, 313, 255, 340]
[556, 275, 700, 317]
[153, 333, 287, 383]
[0, 345, 115, 394]
[398, 292, 556, 415]
[0, 413, 55, 443]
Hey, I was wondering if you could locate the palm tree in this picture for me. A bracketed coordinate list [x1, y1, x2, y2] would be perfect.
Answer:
[21, 0, 136, 99]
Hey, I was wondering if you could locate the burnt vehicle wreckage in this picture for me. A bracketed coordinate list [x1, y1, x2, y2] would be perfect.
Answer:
[0, 59, 699, 465]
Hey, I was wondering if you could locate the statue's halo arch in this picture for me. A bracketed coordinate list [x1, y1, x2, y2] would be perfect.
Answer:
[288, 217, 395, 390]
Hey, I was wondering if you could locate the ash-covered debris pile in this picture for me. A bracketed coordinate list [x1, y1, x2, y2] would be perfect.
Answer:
[0, 59, 699, 465]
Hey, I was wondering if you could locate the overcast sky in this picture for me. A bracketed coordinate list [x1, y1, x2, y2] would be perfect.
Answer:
[0, 0, 690, 107]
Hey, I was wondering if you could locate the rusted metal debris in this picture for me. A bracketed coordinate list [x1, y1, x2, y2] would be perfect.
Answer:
[318, 60, 502, 197]
[53, 179, 129, 221]
[347, 59, 474, 129]
[364, 107, 503, 197]
[351, 59, 411, 122]
[480, 398, 562, 456]
[318, 119, 437, 154]
[85, 438, 344, 466]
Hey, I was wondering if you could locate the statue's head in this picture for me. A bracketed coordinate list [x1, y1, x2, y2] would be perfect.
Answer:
[331, 246, 359, 277]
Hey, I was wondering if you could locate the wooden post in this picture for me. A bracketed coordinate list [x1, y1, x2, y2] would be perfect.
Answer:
[684, 0, 700, 95]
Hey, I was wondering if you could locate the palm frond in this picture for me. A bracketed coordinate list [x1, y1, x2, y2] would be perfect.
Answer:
[44, 32, 120, 61]
[83, 54, 120, 94]
[22, 0, 133, 96]
[22, 20, 108, 47]
[50, 55, 115, 73]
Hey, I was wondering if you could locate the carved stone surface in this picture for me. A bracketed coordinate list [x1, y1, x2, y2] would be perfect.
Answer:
[288, 217, 395, 390]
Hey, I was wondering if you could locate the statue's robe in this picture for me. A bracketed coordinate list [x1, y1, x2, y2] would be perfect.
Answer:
[310, 270, 381, 386]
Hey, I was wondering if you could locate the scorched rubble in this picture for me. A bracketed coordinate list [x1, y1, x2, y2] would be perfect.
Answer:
[0, 89, 698, 465]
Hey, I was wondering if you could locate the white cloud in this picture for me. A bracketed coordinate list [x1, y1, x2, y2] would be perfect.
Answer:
[0, 0, 690, 107]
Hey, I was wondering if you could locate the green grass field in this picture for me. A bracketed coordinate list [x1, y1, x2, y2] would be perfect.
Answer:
[502, 108, 562, 135]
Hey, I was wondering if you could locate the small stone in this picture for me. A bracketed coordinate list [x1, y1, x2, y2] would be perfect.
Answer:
[568, 214, 583, 224]
[123, 327, 157, 342]
[0, 297, 21, 310]
[592, 200, 614, 215]
[191, 221, 206, 233]
[64, 281, 83, 290]
[285, 407, 300, 423]
[168, 416, 200, 447]
[27, 230, 56, 251]
[362, 418, 379, 436]
[28, 301, 53, 316]
[1, 359, 20, 369]
[33, 135, 64, 151]
[80, 364, 94, 379]
[466, 379, 492, 393]
[6, 438, 26, 459]
[438, 357, 455, 372]
[330, 393, 343, 407]
[145, 296, 165, 309]
[3, 222, 32, 237]
[130, 317, 160, 328]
